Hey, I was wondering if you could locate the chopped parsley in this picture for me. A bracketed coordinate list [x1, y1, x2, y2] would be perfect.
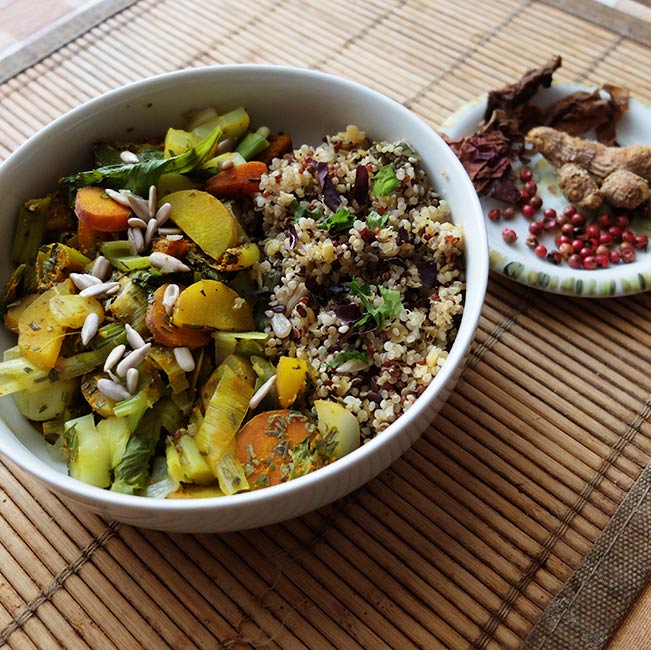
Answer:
[318, 207, 355, 233]
[372, 165, 399, 196]
[348, 279, 403, 330]
[293, 201, 324, 223]
[328, 350, 368, 369]
[366, 210, 388, 230]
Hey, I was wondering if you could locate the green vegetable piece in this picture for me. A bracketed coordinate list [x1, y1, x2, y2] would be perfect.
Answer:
[366, 210, 388, 230]
[319, 207, 355, 234]
[13, 378, 77, 422]
[215, 444, 249, 495]
[35, 243, 91, 291]
[235, 132, 269, 161]
[348, 279, 403, 330]
[314, 399, 361, 459]
[372, 165, 399, 196]
[192, 106, 250, 141]
[11, 197, 52, 265]
[96, 416, 131, 469]
[328, 350, 368, 369]
[65, 414, 112, 488]
[64, 125, 222, 196]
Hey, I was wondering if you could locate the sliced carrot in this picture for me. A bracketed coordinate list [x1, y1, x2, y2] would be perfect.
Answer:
[74, 186, 132, 233]
[77, 219, 110, 257]
[150, 236, 194, 259]
[146, 284, 210, 350]
[255, 134, 293, 165]
[235, 409, 313, 487]
[205, 161, 268, 196]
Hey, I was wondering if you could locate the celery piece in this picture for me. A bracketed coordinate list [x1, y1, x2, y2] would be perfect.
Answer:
[179, 435, 213, 484]
[1, 264, 29, 315]
[164, 127, 200, 158]
[149, 346, 190, 394]
[235, 132, 269, 161]
[215, 444, 249, 495]
[96, 416, 131, 469]
[108, 278, 149, 333]
[35, 243, 91, 291]
[11, 197, 51, 265]
[192, 107, 250, 141]
[64, 413, 112, 488]
[100, 241, 150, 272]
[0, 356, 51, 397]
[13, 378, 77, 421]
[213, 332, 268, 365]
[112, 381, 163, 430]
[195, 365, 254, 473]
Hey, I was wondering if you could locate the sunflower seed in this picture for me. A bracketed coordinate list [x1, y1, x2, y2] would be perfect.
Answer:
[271, 312, 292, 338]
[158, 227, 182, 236]
[79, 281, 120, 298]
[90, 255, 111, 280]
[127, 216, 148, 229]
[120, 150, 140, 164]
[81, 312, 100, 345]
[105, 188, 132, 207]
[148, 185, 157, 219]
[97, 378, 131, 402]
[144, 218, 158, 247]
[162, 284, 180, 316]
[128, 227, 144, 254]
[106, 284, 121, 295]
[127, 193, 150, 221]
[155, 202, 172, 226]
[116, 343, 151, 377]
[166, 233, 183, 241]
[70, 272, 102, 291]
[173, 347, 195, 372]
[216, 137, 237, 154]
[248, 375, 277, 410]
[219, 159, 234, 171]
[104, 344, 126, 372]
[126, 367, 139, 394]
[125, 323, 146, 349]
[149, 252, 190, 273]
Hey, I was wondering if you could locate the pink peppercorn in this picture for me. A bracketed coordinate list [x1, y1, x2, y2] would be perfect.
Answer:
[610, 250, 622, 264]
[520, 167, 533, 182]
[524, 180, 538, 195]
[503, 206, 516, 219]
[634, 234, 649, 251]
[534, 244, 547, 258]
[583, 256, 598, 270]
[596, 254, 610, 268]
[563, 204, 577, 217]
[488, 208, 501, 222]
[529, 221, 543, 236]
[568, 254, 582, 269]
[529, 196, 543, 210]
[586, 224, 600, 238]
[502, 228, 517, 244]
[621, 229, 636, 244]
[615, 214, 630, 228]
[522, 204, 536, 219]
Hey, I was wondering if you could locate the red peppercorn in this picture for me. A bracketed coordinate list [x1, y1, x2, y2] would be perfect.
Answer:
[526, 235, 538, 249]
[522, 204, 536, 219]
[634, 234, 649, 251]
[559, 242, 574, 258]
[520, 190, 531, 203]
[583, 256, 598, 270]
[488, 208, 501, 222]
[529, 221, 543, 236]
[608, 226, 623, 241]
[610, 250, 622, 264]
[595, 244, 610, 257]
[621, 229, 636, 244]
[503, 206, 516, 219]
[534, 244, 547, 258]
[547, 250, 562, 265]
[529, 196, 543, 210]
[579, 247, 592, 259]
[571, 239, 584, 252]
[501, 228, 517, 244]
[563, 204, 577, 217]
[543, 208, 557, 220]
[520, 167, 533, 182]
[596, 254, 610, 268]
[568, 254, 582, 269]
[621, 247, 636, 263]
[571, 212, 586, 227]
[597, 213, 614, 229]
[615, 214, 630, 228]
[557, 213, 570, 227]
[524, 180, 538, 195]
[586, 224, 600, 238]
[561, 223, 574, 237]
[599, 232, 612, 245]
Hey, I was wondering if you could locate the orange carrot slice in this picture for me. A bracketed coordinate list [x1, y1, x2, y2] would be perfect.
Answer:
[74, 186, 132, 232]
[205, 161, 268, 196]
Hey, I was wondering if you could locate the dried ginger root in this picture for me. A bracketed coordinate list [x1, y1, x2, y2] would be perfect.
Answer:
[526, 126, 651, 209]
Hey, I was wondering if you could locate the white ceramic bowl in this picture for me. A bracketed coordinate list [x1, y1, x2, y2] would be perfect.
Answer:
[0, 65, 488, 532]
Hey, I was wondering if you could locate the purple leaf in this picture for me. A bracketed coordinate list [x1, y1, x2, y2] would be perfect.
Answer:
[353, 165, 369, 204]
[416, 261, 437, 288]
[334, 303, 363, 323]
[317, 161, 341, 212]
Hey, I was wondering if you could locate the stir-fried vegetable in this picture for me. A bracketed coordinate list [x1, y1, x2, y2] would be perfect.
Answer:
[1, 104, 362, 498]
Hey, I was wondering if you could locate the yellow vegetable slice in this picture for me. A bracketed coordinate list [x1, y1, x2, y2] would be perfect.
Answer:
[276, 356, 311, 408]
[49, 294, 104, 328]
[163, 190, 238, 260]
[172, 279, 255, 331]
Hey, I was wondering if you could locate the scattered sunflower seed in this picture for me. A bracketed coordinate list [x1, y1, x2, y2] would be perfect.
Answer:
[127, 216, 148, 229]
[271, 312, 292, 338]
[162, 284, 180, 316]
[80, 312, 100, 346]
[166, 233, 183, 241]
[90, 256, 110, 280]
[148, 185, 157, 219]
[248, 374, 277, 409]
[144, 218, 158, 247]
[128, 227, 144, 254]
[155, 202, 172, 226]
[120, 150, 140, 164]
[173, 347, 195, 372]
[126, 367, 139, 394]
[149, 252, 190, 273]
[219, 159, 234, 171]
[158, 227, 182, 236]
[116, 342, 151, 377]
[127, 193, 150, 221]
[79, 281, 120, 298]
[105, 188, 132, 207]
[70, 272, 102, 291]
[104, 344, 126, 373]
[125, 323, 146, 349]
[97, 378, 131, 402]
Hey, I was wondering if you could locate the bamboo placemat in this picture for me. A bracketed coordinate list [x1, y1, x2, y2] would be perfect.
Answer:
[2, 1, 651, 648]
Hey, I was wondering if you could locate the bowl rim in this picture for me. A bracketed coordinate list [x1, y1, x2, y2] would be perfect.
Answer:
[0, 63, 489, 515]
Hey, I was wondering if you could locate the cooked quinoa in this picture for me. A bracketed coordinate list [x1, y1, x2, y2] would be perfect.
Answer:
[253, 125, 465, 440]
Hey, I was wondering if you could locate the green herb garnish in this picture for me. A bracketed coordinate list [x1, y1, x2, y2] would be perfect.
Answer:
[328, 350, 369, 368]
[293, 202, 324, 223]
[366, 210, 388, 230]
[372, 165, 399, 196]
[348, 279, 403, 330]
[319, 207, 355, 233]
